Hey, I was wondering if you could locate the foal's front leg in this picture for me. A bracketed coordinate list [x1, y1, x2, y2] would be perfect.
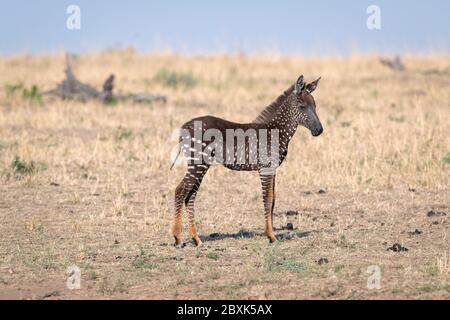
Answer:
[260, 172, 277, 243]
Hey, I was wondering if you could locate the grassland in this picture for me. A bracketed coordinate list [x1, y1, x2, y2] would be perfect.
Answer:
[0, 51, 449, 299]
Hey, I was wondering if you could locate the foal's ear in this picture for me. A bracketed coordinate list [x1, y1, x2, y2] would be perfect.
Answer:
[305, 77, 321, 93]
[294, 75, 305, 94]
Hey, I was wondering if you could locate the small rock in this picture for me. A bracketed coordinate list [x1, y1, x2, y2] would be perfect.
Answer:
[42, 291, 60, 299]
[114, 239, 120, 245]
[170, 256, 183, 261]
[209, 233, 220, 238]
[286, 223, 294, 230]
[317, 258, 329, 265]
[427, 210, 447, 217]
[407, 229, 422, 235]
[387, 243, 409, 252]
[50, 182, 60, 187]
[317, 189, 327, 194]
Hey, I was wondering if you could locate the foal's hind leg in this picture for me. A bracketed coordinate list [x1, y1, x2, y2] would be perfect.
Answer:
[172, 180, 185, 246]
[184, 165, 209, 246]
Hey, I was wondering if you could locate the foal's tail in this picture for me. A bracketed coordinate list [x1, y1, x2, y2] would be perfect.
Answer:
[170, 141, 182, 170]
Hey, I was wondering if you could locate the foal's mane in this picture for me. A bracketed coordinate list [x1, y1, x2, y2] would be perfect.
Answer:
[253, 84, 295, 124]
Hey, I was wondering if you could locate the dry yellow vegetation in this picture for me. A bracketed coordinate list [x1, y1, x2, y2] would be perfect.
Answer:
[0, 52, 449, 299]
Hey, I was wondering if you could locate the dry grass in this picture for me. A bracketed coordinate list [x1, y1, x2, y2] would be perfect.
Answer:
[0, 51, 449, 299]
[437, 252, 450, 275]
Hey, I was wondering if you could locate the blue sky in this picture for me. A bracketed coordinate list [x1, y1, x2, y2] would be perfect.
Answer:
[1, 0, 449, 55]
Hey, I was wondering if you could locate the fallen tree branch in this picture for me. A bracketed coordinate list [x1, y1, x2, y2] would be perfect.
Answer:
[44, 54, 167, 105]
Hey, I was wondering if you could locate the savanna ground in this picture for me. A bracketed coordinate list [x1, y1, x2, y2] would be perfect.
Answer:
[0, 51, 449, 299]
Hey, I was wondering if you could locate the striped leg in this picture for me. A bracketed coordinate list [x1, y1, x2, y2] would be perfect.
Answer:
[184, 165, 209, 246]
[259, 171, 277, 243]
[172, 180, 185, 246]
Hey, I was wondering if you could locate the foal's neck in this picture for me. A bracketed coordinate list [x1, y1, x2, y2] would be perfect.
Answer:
[266, 99, 299, 149]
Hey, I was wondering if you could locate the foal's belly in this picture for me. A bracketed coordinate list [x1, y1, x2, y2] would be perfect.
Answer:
[222, 163, 260, 171]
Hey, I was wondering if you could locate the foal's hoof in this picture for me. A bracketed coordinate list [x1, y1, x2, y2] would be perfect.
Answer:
[268, 236, 278, 243]
[174, 240, 186, 249]
[193, 238, 203, 247]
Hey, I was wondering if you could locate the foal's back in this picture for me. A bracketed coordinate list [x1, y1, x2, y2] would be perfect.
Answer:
[181, 115, 264, 132]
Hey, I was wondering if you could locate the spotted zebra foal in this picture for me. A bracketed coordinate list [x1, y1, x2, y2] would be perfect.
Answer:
[171, 75, 323, 246]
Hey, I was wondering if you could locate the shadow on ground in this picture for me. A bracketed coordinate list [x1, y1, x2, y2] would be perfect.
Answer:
[199, 228, 317, 243]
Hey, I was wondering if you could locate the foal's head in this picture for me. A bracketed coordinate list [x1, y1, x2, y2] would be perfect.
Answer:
[293, 75, 323, 137]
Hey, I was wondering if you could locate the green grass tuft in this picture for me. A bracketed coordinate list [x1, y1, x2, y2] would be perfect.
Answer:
[154, 68, 198, 88]
[115, 126, 133, 141]
[4, 82, 43, 105]
[442, 152, 450, 164]
[10, 156, 47, 178]
[11, 156, 36, 176]
[264, 245, 308, 274]
[206, 252, 220, 260]
[22, 85, 43, 104]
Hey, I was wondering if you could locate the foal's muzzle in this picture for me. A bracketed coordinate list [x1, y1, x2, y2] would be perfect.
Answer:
[311, 126, 323, 137]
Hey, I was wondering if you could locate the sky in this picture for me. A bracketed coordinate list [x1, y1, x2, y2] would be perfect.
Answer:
[1, 0, 449, 56]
